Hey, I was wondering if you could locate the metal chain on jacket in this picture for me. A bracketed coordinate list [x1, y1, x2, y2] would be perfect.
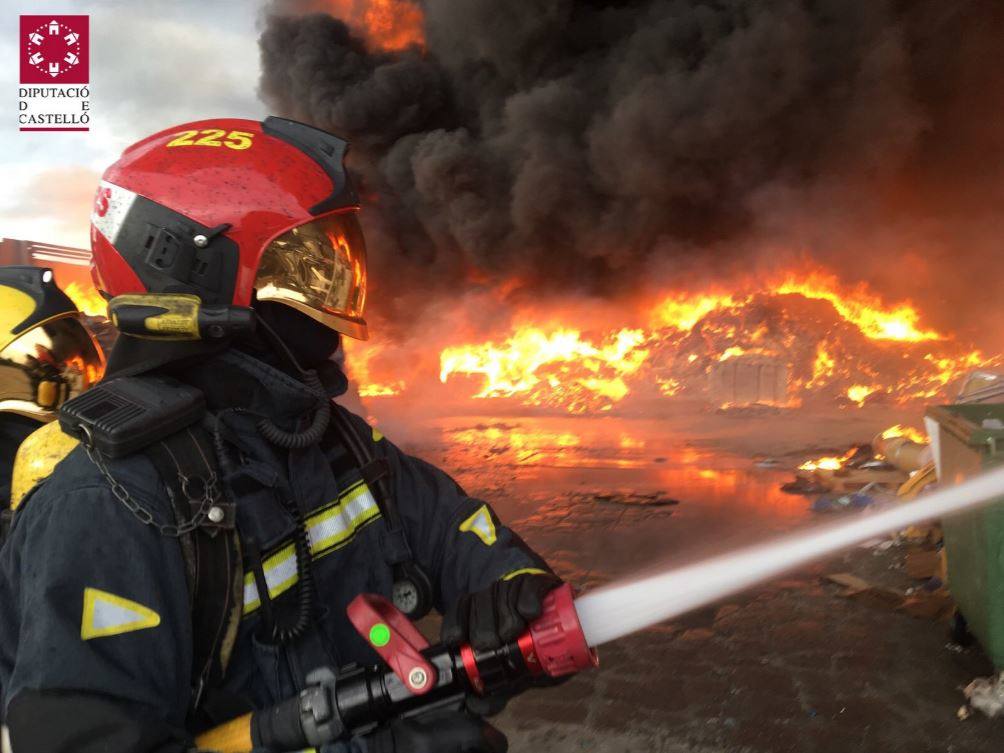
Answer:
[83, 444, 220, 537]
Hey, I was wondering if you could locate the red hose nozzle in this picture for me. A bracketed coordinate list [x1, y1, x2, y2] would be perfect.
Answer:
[460, 582, 598, 694]
[523, 583, 598, 678]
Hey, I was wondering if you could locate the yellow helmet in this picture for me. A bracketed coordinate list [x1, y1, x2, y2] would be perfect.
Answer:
[0, 266, 105, 421]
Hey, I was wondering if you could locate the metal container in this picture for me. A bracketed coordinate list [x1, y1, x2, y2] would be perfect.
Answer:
[928, 403, 1004, 668]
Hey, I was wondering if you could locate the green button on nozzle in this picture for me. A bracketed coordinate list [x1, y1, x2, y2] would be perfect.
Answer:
[369, 622, 391, 647]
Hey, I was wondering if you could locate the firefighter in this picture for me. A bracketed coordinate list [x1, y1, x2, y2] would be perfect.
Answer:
[0, 266, 104, 513]
[0, 118, 560, 753]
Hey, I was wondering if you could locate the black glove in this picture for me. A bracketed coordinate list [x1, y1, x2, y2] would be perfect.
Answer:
[365, 710, 508, 753]
[441, 573, 562, 651]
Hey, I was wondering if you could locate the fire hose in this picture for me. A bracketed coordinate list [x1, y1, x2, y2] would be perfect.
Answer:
[198, 462, 1004, 752]
[196, 583, 596, 752]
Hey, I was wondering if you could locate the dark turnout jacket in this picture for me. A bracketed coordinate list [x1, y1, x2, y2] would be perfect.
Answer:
[0, 348, 546, 752]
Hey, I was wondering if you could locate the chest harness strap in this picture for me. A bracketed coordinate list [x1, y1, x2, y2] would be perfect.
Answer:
[329, 406, 434, 620]
[144, 426, 242, 718]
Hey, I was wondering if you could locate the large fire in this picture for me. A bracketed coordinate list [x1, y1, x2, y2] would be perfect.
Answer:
[440, 328, 649, 414]
[648, 270, 939, 343]
[431, 267, 994, 414]
[46, 263, 996, 417]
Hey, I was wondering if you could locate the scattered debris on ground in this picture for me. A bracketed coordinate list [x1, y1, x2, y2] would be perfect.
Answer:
[962, 673, 1004, 719]
[586, 492, 680, 508]
[904, 549, 943, 580]
[824, 572, 903, 609]
[824, 537, 954, 621]
[782, 424, 930, 501]
[810, 485, 888, 512]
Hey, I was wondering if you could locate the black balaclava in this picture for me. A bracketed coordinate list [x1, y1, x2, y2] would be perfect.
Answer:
[251, 301, 342, 370]
[249, 301, 349, 398]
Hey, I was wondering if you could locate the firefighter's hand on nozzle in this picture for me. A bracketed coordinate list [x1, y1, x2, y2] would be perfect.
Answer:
[362, 710, 507, 753]
[442, 573, 563, 651]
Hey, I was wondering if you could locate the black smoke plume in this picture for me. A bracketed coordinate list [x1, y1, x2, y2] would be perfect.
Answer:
[259, 0, 1004, 344]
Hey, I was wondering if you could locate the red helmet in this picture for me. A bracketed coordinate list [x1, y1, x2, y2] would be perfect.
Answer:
[90, 117, 368, 339]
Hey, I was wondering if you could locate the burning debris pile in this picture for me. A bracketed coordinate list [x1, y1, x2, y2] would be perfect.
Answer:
[427, 269, 990, 413]
[440, 327, 649, 413]
[799, 425, 927, 474]
[639, 272, 986, 410]
[259, 1, 1004, 414]
[785, 424, 932, 509]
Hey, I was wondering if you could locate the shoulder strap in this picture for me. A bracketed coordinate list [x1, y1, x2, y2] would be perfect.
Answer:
[144, 426, 242, 717]
[329, 406, 409, 561]
[329, 405, 434, 619]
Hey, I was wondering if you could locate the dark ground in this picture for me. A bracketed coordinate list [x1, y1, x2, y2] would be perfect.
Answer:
[377, 406, 1004, 753]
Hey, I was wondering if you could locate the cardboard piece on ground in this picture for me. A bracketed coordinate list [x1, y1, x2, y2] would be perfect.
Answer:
[851, 586, 905, 609]
[903, 550, 939, 582]
[903, 523, 942, 543]
[905, 549, 942, 580]
[825, 573, 872, 594]
[824, 572, 903, 608]
[900, 590, 954, 620]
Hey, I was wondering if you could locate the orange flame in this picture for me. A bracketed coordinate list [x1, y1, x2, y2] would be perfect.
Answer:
[436, 267, 992, 413]
[807, 343, 835, 388]
[343, 337, 403, 397]
[657, 376, 682, 396]
[66, 353, 104, 390]
[358, 382, 403, 398]
[846, 384, 878, 406]
[799, 447, 856, 472]
[64, 281, 106, 317]
[653, 293, 738, 331]
[321, 0, 424, 50]
[880, 424, 927, 444]
[772, 272, 939, 342]
[652, 271, 941, 344]
[439, 328, 649, 414]
[798, 424, 927, 474]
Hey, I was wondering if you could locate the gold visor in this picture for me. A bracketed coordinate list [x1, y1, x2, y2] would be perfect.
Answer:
[254, 212, 368, 340]
[0, 314, 104, 420]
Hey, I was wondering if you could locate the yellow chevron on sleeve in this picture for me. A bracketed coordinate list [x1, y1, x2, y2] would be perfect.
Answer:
[81, 587, 161, 640]
[459, 505, 497, 546]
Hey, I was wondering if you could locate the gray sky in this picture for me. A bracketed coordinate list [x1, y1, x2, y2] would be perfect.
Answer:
[1, 0, 267, 248]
